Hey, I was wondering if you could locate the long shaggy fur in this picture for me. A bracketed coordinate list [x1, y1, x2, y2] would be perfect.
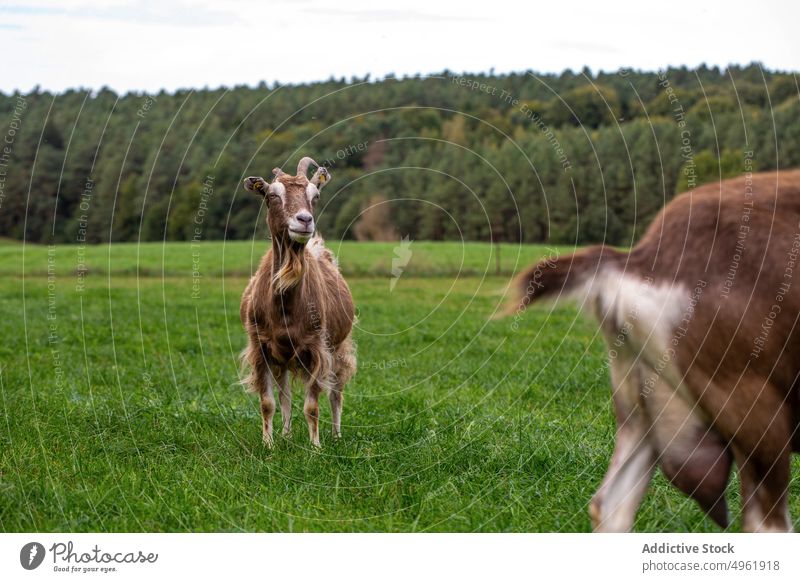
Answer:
[272, 244, 305, 294]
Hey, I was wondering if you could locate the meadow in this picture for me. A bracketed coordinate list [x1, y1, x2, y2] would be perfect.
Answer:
[1, 239, 797, 532]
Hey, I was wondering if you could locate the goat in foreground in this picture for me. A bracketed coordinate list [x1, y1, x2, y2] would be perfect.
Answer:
[506, 170, 800, 531]
[240, 157, 356, 448]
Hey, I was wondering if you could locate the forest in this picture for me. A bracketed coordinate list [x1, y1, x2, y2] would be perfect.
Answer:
[1, 63, 798, 246]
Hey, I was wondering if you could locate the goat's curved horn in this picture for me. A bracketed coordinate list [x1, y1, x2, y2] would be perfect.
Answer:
[272, 167, 285, 178]
[296, 157, 318, 177]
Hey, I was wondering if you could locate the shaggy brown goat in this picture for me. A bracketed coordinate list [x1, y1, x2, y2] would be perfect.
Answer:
[507, 169, 800, 531]
[240, 157, 356, 448]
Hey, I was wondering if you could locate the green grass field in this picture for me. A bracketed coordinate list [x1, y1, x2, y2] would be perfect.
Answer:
[1, 240, 798, 532]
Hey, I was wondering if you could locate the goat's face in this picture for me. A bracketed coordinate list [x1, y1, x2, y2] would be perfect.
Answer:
[243, 157, 331, 245]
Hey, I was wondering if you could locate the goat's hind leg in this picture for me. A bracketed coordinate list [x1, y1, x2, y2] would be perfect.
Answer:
[328, 384, 343, 439]
[640, 370, 732, 528]
[247, 343, 279, 448]
[304, 382, 322, 448]
[278, 372, 292, 438]
[591, 417, 656, 532]
[590, 355, 657, 532]
[302, 347, 330, 448]
[329, 336, 357, 439]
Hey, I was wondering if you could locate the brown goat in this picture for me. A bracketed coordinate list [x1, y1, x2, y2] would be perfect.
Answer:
[240, 157, 356, 448]
[507, 169, 800, 531]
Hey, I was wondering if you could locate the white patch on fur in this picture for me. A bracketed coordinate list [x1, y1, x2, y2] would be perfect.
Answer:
[571, 270, 689, 376]
[307, 235, 326, 258]
[269, 181, 286, 205]
[306, 235, 339, 267]
[306, 182, 319, 205]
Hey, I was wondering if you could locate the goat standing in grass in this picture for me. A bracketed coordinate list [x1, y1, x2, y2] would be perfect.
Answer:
[506, 170, 800, 531]
[240, 157, 356, 448]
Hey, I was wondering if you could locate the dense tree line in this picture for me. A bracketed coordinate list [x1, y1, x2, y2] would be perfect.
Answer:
[1, 64, 798, 246]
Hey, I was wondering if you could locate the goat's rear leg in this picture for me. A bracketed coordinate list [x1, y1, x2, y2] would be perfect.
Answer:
[640, 370, 732, 528]
[278, 372, 292, 438]
[243, 340, 280, 448]
[591, 417, 656, 531]
[304, 383, 322, 448]
[329, 337, 356, 439]
[590, 354, 656, 532]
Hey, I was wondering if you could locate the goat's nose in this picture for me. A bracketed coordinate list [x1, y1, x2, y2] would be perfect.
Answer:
[296, 212, 313, 225]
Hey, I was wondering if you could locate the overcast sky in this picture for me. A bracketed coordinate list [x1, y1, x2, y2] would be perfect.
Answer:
[2, 0, 798, 94]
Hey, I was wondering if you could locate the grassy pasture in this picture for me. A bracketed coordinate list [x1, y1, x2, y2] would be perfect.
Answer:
[1, 240, 797, 531]
[0, 239, 572, 279]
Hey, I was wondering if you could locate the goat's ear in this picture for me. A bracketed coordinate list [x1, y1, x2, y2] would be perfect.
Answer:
[309, 167, 331, 190]
[243, 176, 269, 196]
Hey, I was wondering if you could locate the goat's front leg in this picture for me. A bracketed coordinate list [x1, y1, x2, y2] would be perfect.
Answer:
[736, 449, 793, 532]
[727, 396, 793, 532]
[304, 383, 322, 448]
[691, 375, 793, 532]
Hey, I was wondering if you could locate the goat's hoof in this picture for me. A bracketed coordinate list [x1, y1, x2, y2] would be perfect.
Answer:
[282, 428, 292, 439]
[262, 434, 275, 449]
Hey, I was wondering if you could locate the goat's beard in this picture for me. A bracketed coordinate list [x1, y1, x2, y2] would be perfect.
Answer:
[272, 243, 304, 294]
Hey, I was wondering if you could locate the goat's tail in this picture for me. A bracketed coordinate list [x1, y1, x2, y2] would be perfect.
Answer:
[498, 245, 628, 318]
